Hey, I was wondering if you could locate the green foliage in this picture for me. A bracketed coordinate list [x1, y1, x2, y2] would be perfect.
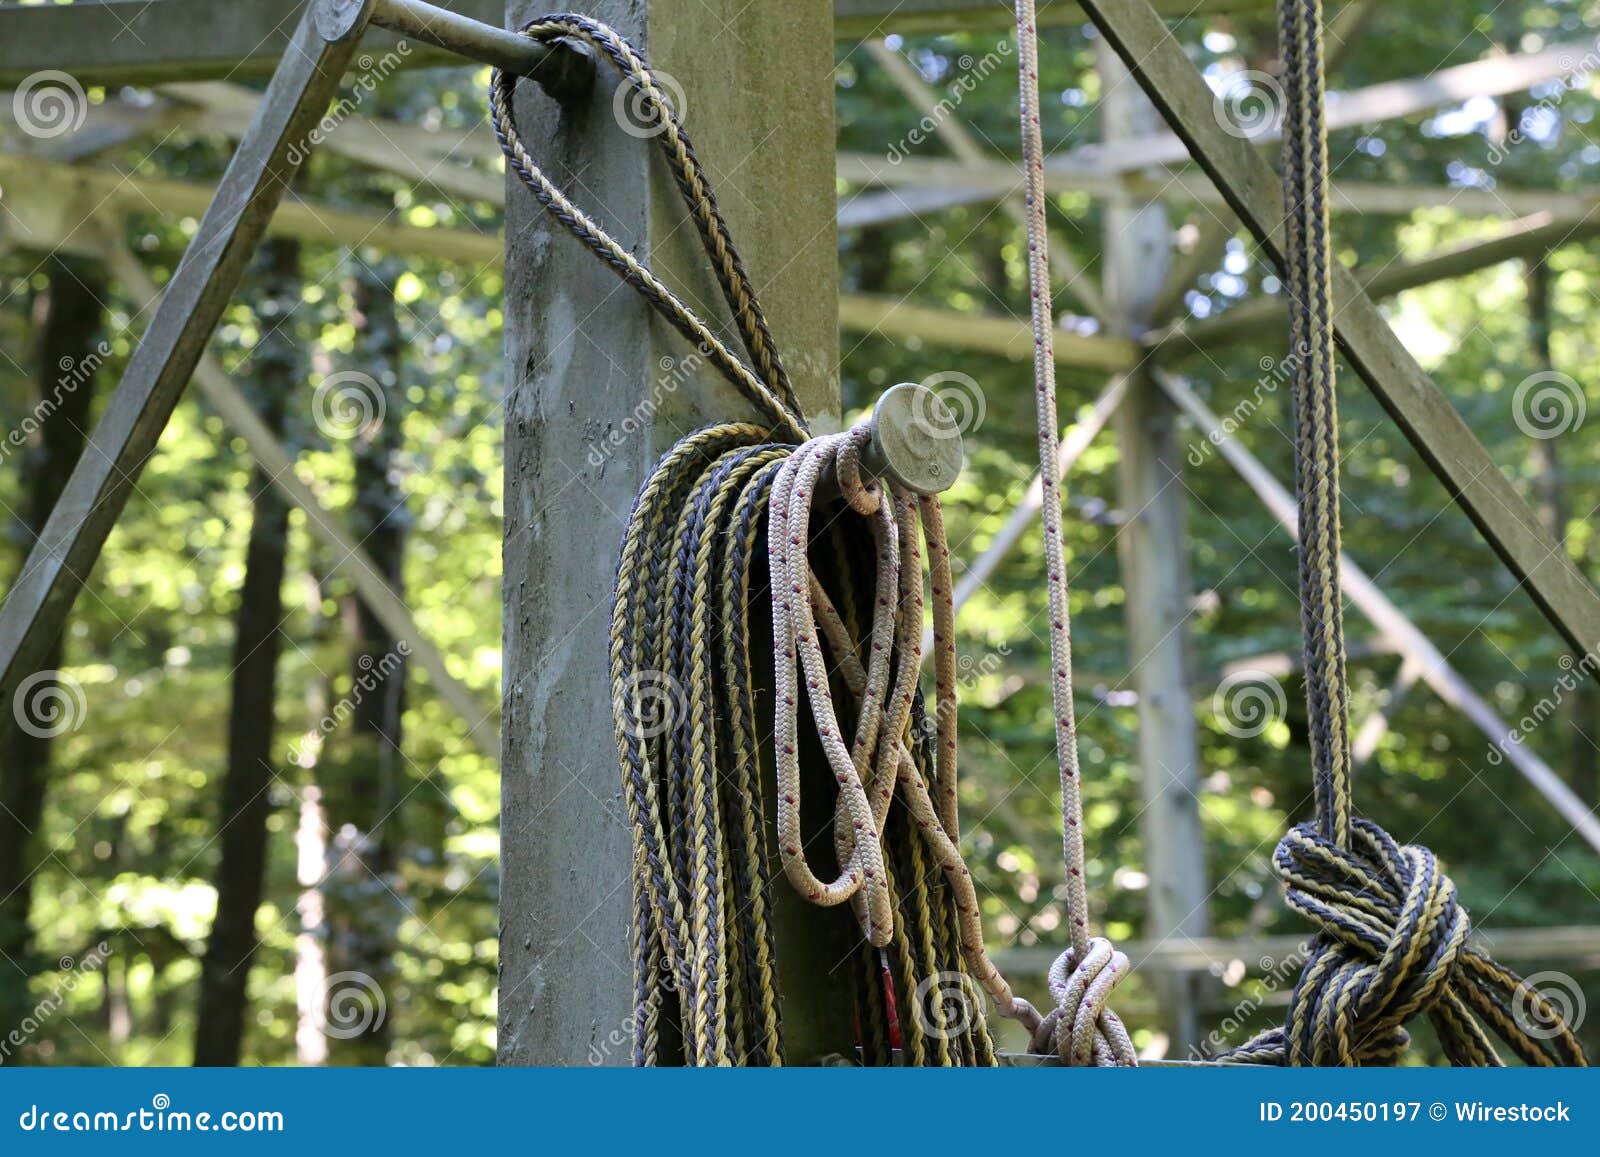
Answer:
[3, 0, 1596, 1067]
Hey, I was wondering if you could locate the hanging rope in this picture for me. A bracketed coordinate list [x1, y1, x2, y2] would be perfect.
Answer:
[493, 12, 1029, 1065]
[496, 10, 1137, 1067]
[1010, 0, 1136, 1067]
[1221, 0, 1588, 1067]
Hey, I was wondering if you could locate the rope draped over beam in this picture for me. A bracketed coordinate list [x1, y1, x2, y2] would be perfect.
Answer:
[1219, 0, 1588, 1068]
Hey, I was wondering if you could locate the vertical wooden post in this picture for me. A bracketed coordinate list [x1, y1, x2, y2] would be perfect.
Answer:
[1098, 43, 1210, 1055]
[498, 0, 843, 1064]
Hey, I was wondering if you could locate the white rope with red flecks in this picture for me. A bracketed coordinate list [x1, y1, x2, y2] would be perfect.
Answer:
[1011, 0, 1137, 1065]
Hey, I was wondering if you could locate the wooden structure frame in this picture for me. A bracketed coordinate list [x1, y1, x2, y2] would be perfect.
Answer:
[4, 0, 1599, 1061]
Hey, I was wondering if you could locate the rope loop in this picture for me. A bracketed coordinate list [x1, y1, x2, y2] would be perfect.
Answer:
[1024, 937, 1137, 1066]
[491, 13, 808, 443]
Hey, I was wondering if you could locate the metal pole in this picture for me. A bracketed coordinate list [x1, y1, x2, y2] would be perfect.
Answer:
[359, 0, 592, 93]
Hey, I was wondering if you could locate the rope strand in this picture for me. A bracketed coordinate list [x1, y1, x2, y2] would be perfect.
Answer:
[1221, 0, 1587, 1068]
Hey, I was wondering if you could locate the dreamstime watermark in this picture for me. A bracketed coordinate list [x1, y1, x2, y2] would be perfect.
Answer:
[1191, 940, 1308, 1060]
[914, 370, 985, 439]
[1489, 648, 1600, 767]
[1, 942, 111, 1064]
[2, 342, 113, 464]
[1212, 668, 1287, 739]
[1511, 370, 1585, 440]
[1486, 37, 1600, 165]
[612, 70, 688, 139]
[312, 370, 386, 441]
[322, 971, 386, 1040]
[884, 40, 1013, 164]
[915, 641, 1013, 745]
[614, 670, 685, 741]
[287, 642, 411, 767]
[12, 670, 87, 740]
[12, 70, 88, 140]
[285, 44, 413, 166]
[586, 345, 709, 467]
[912, 970, 985, 1040]
[587, 955, 682, 1065]
[1511, 970, 1587, 1040]
[1187, 346, 1305, 467]
[1210, 68, 1284, 140]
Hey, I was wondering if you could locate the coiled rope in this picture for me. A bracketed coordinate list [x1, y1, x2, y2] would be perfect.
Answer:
[493, 11, 1133, 1065]
[1221, 0, 1588, 1067]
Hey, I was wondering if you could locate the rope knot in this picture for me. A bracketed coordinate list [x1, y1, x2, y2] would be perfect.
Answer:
[1236, 817, 1589, 1067]
[1274, 818, 1467, 1065]
[1026, 937, 1137, 1066]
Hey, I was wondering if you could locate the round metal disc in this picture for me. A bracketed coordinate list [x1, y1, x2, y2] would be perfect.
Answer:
[864, 382, 965, 496]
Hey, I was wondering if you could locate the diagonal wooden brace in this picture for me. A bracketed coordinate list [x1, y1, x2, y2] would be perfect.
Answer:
[1079, 0, 1600, 669]
[0, 2, 374, 703]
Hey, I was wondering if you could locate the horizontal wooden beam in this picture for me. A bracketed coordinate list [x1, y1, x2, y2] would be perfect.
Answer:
[993, 924, 1600, 975]
[0, 0, 1278, 87]
[839, 293, 1140, 372]
[0, 153, 503, 265]
[1081, 35, 1598, 177]
[1156, 370, 1600, 854]
[0, 0, 468, 87]
[839, 152, 1600, 225]
[835, 0, 1271, 38]
[1082, 0, 1600, 665]
[1156, 209, 1600, 352]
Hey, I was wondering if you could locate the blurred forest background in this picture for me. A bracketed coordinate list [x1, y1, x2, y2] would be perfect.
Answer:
[1, 0, 1598, 1066]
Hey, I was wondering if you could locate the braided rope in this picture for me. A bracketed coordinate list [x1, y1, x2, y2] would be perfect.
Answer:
[490, 14, 806, 441]
[506, 11, 1135, 1066]
[1012, 0, 1136, 1065]
[1220, 0, 1588, 1068]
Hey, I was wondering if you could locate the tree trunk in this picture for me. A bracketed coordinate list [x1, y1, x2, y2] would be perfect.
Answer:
[194, 238, 301, 1066]
[0, 256, 104, 1042]
[324, 259, 408, 1065]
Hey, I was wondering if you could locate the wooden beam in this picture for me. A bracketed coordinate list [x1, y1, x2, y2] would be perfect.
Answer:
[498, 0, 852, 1065]
[162, 81, 505, 205]
[839, 152, 1600, 224]
[834, 0, 1273, 39]
[1156, 370, 1600, 854]
[0, 0, 1276, 87]
[0, 3, 372, 708]
[1156, 209, 1600, 353]
[101, 241, 499, 767]
[993, 924, 1600, 975]
[839, 293, 1139, 372]
[1084, 35, 1600, 177]
[0, 153, 504, 265]
[1100, 41, 1208, 1054]
[1081, 0, 1600, 666]
[0, 0, 470, 87]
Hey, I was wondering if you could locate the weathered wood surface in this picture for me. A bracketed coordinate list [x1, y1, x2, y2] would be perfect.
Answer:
[497, 0, 853, 1066]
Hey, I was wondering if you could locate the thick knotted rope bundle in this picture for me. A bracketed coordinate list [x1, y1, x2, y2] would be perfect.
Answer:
[1223, 0, 1588, 1068]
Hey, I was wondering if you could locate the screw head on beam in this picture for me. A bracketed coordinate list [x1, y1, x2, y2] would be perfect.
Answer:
[862, 382, 965, 496]
[313, 0, 377, 43]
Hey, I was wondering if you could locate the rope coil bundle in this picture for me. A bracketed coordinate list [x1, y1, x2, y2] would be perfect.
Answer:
[493, 11, 1134, 1066]
[1220, 0, 1589, 1067]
